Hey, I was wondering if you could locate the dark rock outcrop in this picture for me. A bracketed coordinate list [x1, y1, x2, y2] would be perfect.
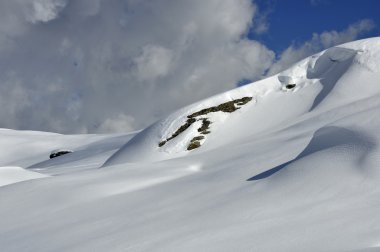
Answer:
[158, 96, 253, 150]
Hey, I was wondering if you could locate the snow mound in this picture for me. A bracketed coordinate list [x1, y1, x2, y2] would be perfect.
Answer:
[248, 126, 374, 181]
[0, 166, 48, 187]
[104, 37, 380, 166]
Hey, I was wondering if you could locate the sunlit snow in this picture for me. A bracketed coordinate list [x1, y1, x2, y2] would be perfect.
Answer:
[1, 38, 380, 251]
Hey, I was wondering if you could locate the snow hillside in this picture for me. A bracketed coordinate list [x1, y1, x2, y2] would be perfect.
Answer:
[104, 38, 380, 164]
[1, 37, 380, 251]
[0, 166, 48, 187]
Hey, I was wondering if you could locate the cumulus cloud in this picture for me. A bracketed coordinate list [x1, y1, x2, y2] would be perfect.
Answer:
[267, 19, 375, 75]
[0, 0, 277, 133]
[133, 45, 174, 82]
[26, 0, 68, 23]
[0, 0, 375, 134]
[97, 113, 136, 133]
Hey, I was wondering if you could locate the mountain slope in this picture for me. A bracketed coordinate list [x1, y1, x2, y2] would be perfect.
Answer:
[104, 38, 380, 165]
[1, 37, 380, 251]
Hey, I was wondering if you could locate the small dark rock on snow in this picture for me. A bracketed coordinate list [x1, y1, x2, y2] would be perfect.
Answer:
[286, 84, 296, 89]
[187, 141, 201, 150]
[50, 149, 73, 159]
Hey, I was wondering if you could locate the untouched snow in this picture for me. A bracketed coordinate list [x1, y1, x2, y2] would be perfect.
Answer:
[2, 37, 380, 251]
[0, 166, 48, 187]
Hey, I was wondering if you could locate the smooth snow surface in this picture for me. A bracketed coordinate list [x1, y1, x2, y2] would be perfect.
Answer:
[0, 166, 48, 187]
[2, 38, 380, 251]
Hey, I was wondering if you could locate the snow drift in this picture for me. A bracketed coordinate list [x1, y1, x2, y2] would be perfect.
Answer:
[103, 39, 377, 165]
[1, 37, 380, 251]
[0, 166, 48, 187]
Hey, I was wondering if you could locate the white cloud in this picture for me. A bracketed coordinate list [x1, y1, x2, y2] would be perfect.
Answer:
[267, 19, 375, 75]
[97, 114, 136, 133]
[250, 2, 272, 35]
[0, 0, 276, 133]
[0, 1, 375, 134]
[133, 45, 174, 82]
[26, 0, 68, 23]
[319, 19, 375, 47]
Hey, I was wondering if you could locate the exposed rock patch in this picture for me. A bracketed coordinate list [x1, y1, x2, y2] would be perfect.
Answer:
[187, 136, 205, 150]
[191, 136, 205, 141]
[198, 118, 211, 134]
[187, 97, 252, 118]
[286, 84, 296, 89]
[158, 96, 253, 150]
[50, 149, 73, 159]
[187, 141, 201, 150]
[159, 118, 196, 147]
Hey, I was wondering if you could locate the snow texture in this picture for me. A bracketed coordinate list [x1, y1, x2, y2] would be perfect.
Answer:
[1, 37, 380, 251]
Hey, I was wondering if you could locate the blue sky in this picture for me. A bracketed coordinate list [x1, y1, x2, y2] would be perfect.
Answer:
[252, 0, 380, 53]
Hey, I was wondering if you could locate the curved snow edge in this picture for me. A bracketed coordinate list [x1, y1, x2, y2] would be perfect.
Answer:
[0, 166, 49, 187]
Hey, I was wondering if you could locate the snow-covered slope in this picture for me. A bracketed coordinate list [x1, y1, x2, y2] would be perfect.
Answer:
[1, 37, 380, 251]
[0, 166, 48, 187]
[104, 38, 380, 165]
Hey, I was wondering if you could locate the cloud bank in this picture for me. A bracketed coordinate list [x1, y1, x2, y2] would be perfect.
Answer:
[0, 0, 375, 133]
[267, 19, 375, 75]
